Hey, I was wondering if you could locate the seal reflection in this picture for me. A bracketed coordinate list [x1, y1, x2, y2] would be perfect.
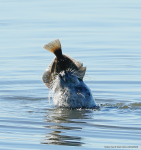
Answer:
[41, 109, 94, 146]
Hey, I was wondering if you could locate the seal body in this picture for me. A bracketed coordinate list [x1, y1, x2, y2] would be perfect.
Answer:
[52, 70, 96, 108]
[42, 39, 97, 109]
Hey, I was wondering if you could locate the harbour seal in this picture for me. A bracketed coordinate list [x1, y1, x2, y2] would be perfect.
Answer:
[42, 39, 97, 109]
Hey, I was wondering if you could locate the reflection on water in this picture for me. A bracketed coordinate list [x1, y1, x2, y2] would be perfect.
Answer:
[42, 109, 93, 146]
[40, 105, 141, 148]
[43, 131, 83, 146]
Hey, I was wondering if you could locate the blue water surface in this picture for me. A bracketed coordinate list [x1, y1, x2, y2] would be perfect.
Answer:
[0, 0, 141, 150]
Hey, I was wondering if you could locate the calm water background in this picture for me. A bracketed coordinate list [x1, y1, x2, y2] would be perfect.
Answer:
[0, 0, 141, 149]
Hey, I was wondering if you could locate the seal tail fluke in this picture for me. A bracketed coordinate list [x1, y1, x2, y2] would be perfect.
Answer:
[43, 39, 62, 58]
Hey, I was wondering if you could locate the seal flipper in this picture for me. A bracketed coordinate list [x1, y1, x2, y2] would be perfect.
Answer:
[43, 39, 63, 59]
